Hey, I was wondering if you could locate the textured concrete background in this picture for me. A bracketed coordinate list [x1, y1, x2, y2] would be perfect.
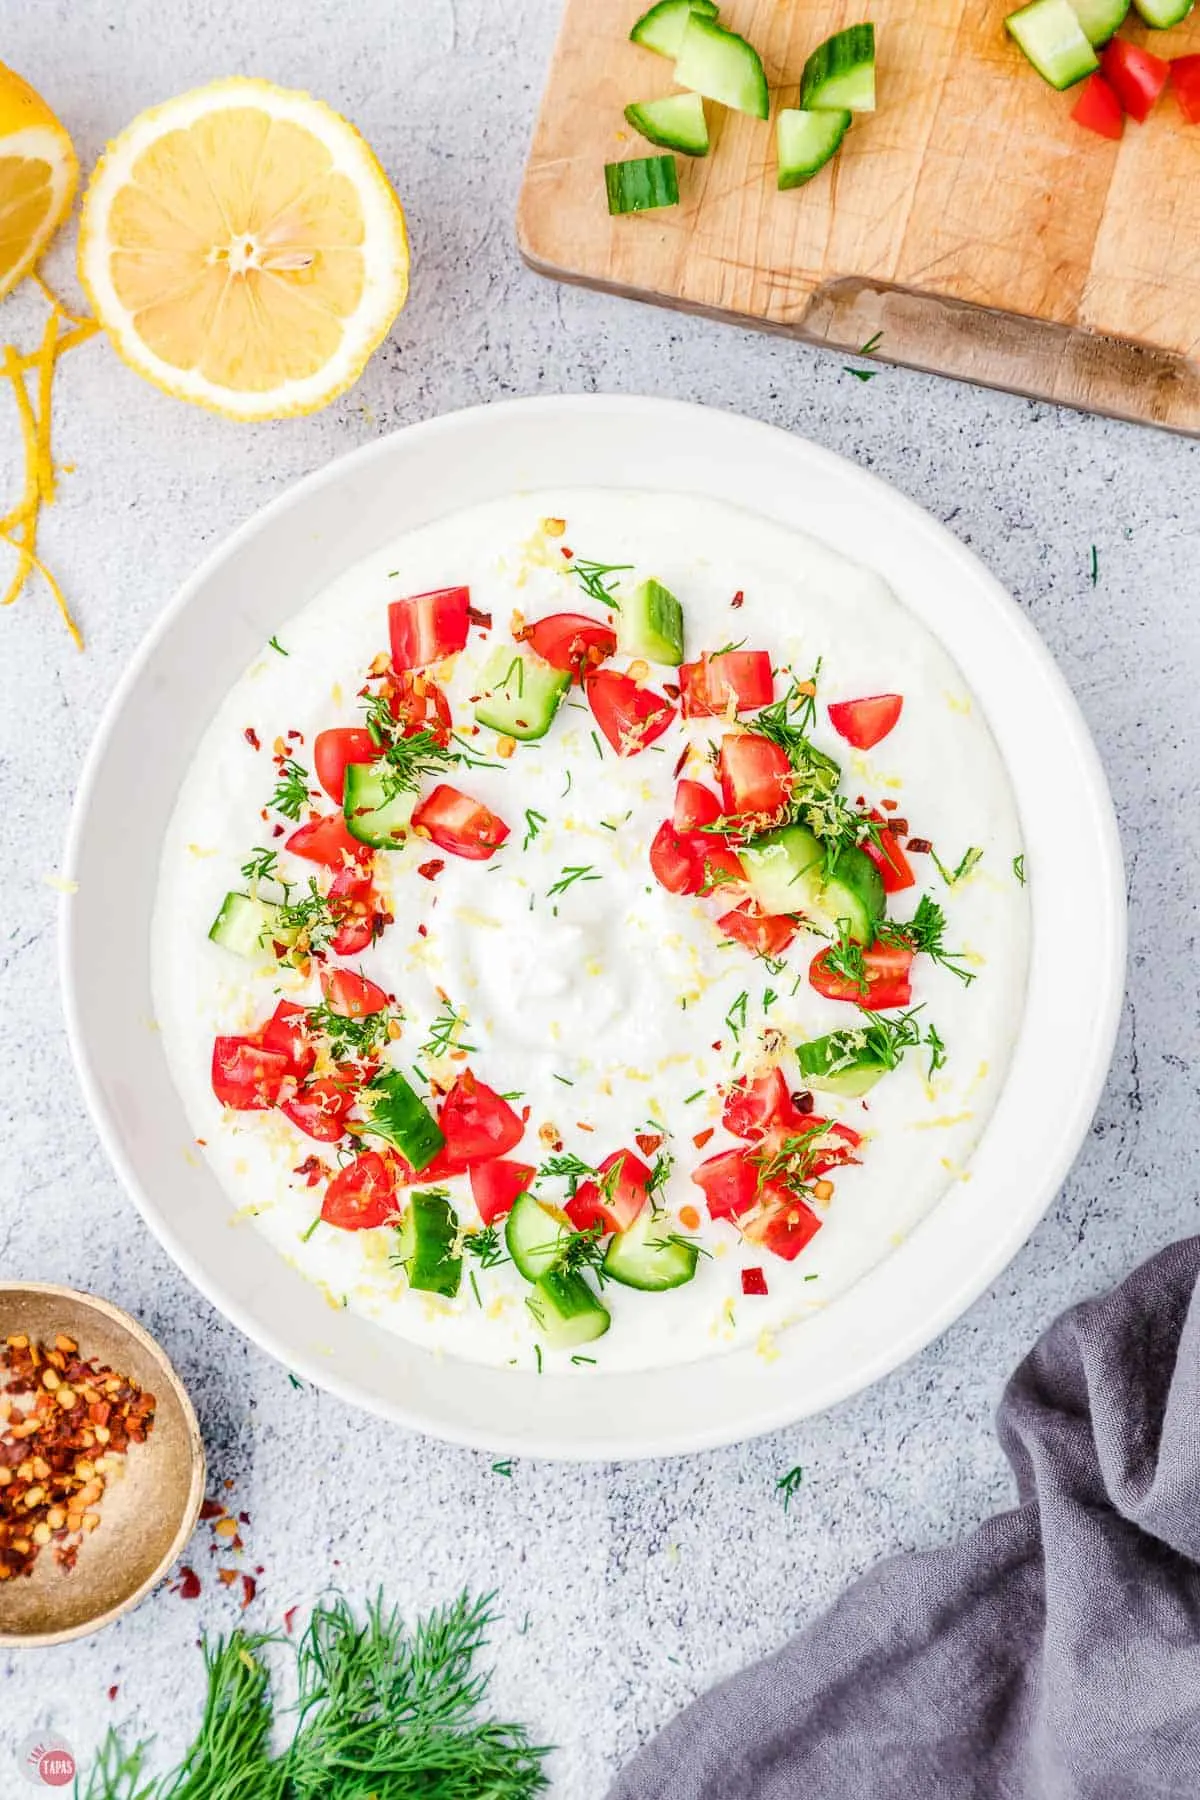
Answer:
[0, 1, 1196, 1792]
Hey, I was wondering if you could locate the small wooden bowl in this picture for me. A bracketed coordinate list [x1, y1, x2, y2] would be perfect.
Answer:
[0, 1284, 205, 1647]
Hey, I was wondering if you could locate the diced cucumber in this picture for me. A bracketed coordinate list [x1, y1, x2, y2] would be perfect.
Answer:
[526, 1268, 611, 1348]
[777, 107, 851, 190]
[820, 845, 886, 946]
[395, 1190, 461, 1298]
[473, 643, 571, 740]
[208, 891, 296, 958]
[604, 1208, 698, 1292]
[796, 1029, 889, 1097]
[740, 824, 826, 919]
[343, 760, 415, 849]
[360, 1071, 444, 1173]
[1071, 0, 1130, 43]
[800, 24, 877, 112]
[625, 92, 710, 156]
[674, 15, 770, 119]
[505, 1188, 573, 1280]
[1005, 0, 1098, 87]
[630, 0, 719, 59]
[1131, 0, 1191, 24]
[605, 154, 680, 216]
[619, 578, 685, 665]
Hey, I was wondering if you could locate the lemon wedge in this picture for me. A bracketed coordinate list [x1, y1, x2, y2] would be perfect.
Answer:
[0, 62, 79, 301]
[78, 78, 409, 420]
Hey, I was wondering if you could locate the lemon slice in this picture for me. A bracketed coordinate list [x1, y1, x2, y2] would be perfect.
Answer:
[78, 78, 409, 420]
[0, 62, 79, 301]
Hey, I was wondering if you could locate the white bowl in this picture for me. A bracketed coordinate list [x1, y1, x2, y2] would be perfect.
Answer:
[61, 396, 1125, 1459]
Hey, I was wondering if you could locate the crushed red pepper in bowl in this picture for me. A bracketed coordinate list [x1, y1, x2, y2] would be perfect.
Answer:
[0, 1332, 156, 1582]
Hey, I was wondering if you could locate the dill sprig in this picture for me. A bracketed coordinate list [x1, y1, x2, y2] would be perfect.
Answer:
[547, 864, 600, 898]
[876, 894, 976, 986]
[361, 690, 496, 802]
[777, 1465, 804, 1511]
[277, 878, 338, 956]
[522, 808, 547, 850]
[563, 555, 631, 608]
[420, 998, 478, 1060]
[306, 999, 396, 1062]
[930, 844, 983, 887]
[241, 845, 286, 893]
[463, 1225, 509, 1270]
[270, 757, 313, 822]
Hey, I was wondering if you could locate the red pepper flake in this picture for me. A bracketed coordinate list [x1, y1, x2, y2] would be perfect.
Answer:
[178, 1567, 201, 1600]
[287, 729, 303, 742]
[711, 1041, 722, 1053]
[284, 1604, 299, 1634]
[741, 1267, 768, 1296]
[271, 823, 284, 838]
[576, 1121, 595, 1132]
[294, 1155, 330, 1188]
[560, 546, 574, 560]
[416, 922, 428, 938]
[108, 1686, 119, 1701]
[672, 746, 689, 779]
[635, 1132, 664, 1156]
[791, 1091, 814, 1114]
[199, 1498, 225, 1521]
[693, 1127, 715, 1149]
[244, 727, 261, 750]
[662, 682, 681, 700]
[731, 590, 744, 609]
[217, 1567, 238, 1587]
[467, 605, 493, 629]
[880, 798, 898, 812]
[241, 1574, 257, 1609]
[238, 1510, 251, 1525]
[417, 859, 445, 881]
[907, 837, 932, 854]
[521, 1105, 532, 1125]
[223, 1478, 235, 1491]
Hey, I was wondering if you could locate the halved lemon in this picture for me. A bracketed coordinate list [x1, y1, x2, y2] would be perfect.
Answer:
[0, 62, 79, 301]
[78, 78, 409, 420]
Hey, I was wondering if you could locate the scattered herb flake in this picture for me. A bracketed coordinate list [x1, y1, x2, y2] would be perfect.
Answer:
[269, 757, 311, 821]
[1013, 853, 1026, 886]
[523, 808, 547, 851]
[931, 845, 984, 887]
[566, 556, 632, 607]
[547, 864, 601, 898]
[491, 1459, 514, 1477]
[268, 635, 289, 656]
[777, 1465, 804, 1511]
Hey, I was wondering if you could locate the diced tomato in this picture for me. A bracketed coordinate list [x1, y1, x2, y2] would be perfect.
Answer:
[691, 1148, 759, 1221]
[281, 1077, 357, 1143]
[1173, 54, 1200, 125]
[679, 651, 774, 717]
[807, 1119, 862, 1177]
[723, 1066, 806, 1141]
[566, 1149, 652, 1235]
[313, 728, 378, 803]
[697, 838, 745, 897]
[862, 812, 915, 894]
[470, 1158, 537, 1226]
[742, 1185, 823, 1261]
[1070, 72, 1123, 139]
[388, 586, 470, 670]
[650, 821, 702, 895]
[390, 670, 454, 745]
[211, 1037, 291, 1111]
[586, 670, 676, 757]
[321, 967, 390, 1018]
[320, 1151, 399, 1231]
[718, 734, 792, 819]
[717, 901, 799, 958]
[411, 784, 509, 861]
[741, 1266, 768, 1296]
[524, 612, 617, 681]
[827, 693, 904, 751]
[259, 1001, 315, 1078]
[326, 865, 386, 956]
[330, 914, 375, 956]
[809, 941, 913, 1010]
[1101, 38, 1168, 122]
[438, 1071, 524, 1165]
[285, 812, 368, 869]
[673, 779, 723, 832]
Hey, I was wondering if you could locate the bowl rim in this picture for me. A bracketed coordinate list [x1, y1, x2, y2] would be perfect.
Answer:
[59, 394, 1127, 1458]
[0, 1283, 205, 1647]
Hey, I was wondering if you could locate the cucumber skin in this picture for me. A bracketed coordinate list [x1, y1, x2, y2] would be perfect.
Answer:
[795, 1035, 887, 1097]
[630, 0, 719, 58]
[1004, 0, 1098, 88]
[603, 1212, 699, 1292]
[624, 94, 710, 157]
[1131, 0, 1191, 23]
[776, 108, 851, 190]
[343, 761, 415, 849]
[799, 24, 877, 113]
[821, 845, 886, 944]
[604, 155, 680, 217]
[361, 1072, 444, 1173]
[526, 1269, 611, 1348]
[505, 1190, 572, 1281]
[474, 644, 571, 739]
[1071, 0, 1131, 42]
[395, 1191, 462, 1298]
[208, 891, 291, 957]
[621, 578, 686, 664]
[740, 824, 825, 918]
[674, 16, 771, 120]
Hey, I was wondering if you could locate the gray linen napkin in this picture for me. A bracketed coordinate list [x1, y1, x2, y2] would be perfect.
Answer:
[611, 1237, 1200, 1799]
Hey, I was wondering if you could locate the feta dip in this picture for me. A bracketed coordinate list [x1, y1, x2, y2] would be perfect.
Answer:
[151, 489, 1029, 1375]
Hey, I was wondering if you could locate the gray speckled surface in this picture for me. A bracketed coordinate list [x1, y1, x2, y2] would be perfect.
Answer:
[0, 1, 1195, 1792]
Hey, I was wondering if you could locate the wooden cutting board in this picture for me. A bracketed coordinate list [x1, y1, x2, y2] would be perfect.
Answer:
[518, 0, 1200, 432]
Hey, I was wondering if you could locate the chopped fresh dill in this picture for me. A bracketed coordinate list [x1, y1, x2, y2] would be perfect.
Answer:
[1089, 544, 1099, 586]
[267, 635, 288, 656]
[876, 894, 977, 986]
[777, 1465, 804, 1511]
[523, 807, 547, 850]
[552, 1073, 574, 1086]
[288, 1372, 304, 1388]
[647, 1230, 709, 1259]
[464, 1225, 508, 1270]
[926, 1022, 947, 1077]
[469, 1270, 482, 1309]
[269, 756, 312, 821]
[590, 729, 604, 760]
[491, 1459, 514, 1477]
[547, 864, 600, 898]
[534, 1344, 543, 1375]
[571, 1354, 597, 1366]
[822, 920, 868, 996]
[860, 330, 884, 354]
[240, 845, 283, 890]
[762, 987, 778, 1013]
[1013, 853, 1026, 886]
[646, 1150, 675, 1200]
[565, 555, 632, 607]
[683, 1088, 705, 1104]
[724, 992, 749, 1041]
[844, 366, 877, 382]
[756, 951, 787, 976]
[305, 999, 397, 1061]
[598, 818, 618, 832]
[420, 998, 478, 1059]
[931, 844, 984, 887]
[561, 768, 572, 797]
[277, 877, 338, 955]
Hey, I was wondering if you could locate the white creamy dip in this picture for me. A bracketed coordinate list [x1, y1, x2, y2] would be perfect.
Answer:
[152, 489, 1030, 1374]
